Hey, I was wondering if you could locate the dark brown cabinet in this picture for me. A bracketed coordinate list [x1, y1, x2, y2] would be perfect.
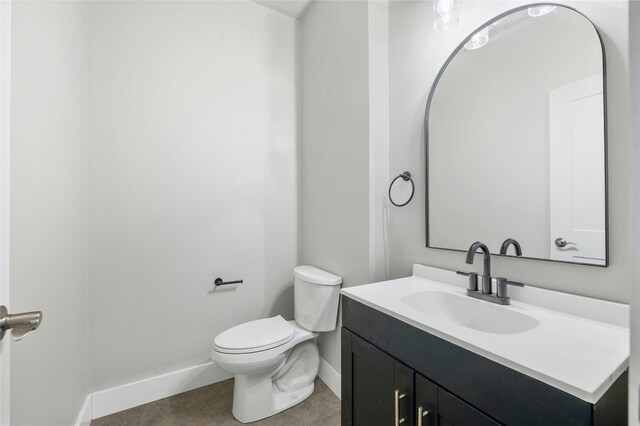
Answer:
[343, 328, 499, 426]
[341, 297, 627, 426]
[414, 373, 437, 426]
[344, 332, 413, 425]
[415, 373, 500, 426]
[434, 386, 499, 426]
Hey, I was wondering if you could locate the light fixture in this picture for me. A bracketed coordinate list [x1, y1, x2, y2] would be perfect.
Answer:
[433, 0, 459, 32]
[464, 27, 489, 50]
[527, 5, 557, 17]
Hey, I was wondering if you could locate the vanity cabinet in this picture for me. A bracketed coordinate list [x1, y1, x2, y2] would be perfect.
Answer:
[341, 297, 627, 426]
[416, 375, 499, 426]
[343, 328, 498, 426]
[342, 331, 413, 425]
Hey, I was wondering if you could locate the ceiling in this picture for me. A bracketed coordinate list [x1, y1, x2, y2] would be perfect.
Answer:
[252, 0, 314, 19]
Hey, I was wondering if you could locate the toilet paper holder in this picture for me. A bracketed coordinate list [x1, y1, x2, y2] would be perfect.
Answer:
[214, 278, 243, 286]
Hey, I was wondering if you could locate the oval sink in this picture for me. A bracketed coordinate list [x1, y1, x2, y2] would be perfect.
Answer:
[401, 290, 540, 334]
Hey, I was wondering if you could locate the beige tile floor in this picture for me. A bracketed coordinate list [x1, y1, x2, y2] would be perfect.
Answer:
[91, 378, 340, 426]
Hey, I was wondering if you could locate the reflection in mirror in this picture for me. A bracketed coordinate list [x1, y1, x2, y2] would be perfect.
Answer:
[426, 4, 607, 266]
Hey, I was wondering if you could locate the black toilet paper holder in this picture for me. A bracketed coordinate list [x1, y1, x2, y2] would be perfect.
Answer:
[214, 278, 243, 286]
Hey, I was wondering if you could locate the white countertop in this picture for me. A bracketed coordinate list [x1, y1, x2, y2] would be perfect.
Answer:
[341, 265, 629, 404]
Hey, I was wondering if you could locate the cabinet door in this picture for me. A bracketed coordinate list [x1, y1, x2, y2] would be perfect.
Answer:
[438, 388, 500, 426]
[342, 329, 414, 426]
[415, 374, 438, 426]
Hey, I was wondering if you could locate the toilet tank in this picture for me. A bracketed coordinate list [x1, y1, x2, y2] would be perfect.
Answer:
[293, 266, 342, 332]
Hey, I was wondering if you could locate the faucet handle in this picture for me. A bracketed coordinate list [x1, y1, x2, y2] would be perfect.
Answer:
[496, 277, 525, 298]
[456, 271, 478, 291]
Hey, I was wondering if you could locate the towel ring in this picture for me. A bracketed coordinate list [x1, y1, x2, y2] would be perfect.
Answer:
[388, 171, 415, 207]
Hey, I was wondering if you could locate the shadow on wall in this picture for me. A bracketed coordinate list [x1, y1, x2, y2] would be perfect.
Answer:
[268, 282, 295, 320]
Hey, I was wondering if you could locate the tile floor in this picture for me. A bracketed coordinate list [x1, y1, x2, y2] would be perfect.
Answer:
[91, 378, 340, 426]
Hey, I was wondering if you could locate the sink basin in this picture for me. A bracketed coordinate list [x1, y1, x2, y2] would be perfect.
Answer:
[401, 290, 540, 334]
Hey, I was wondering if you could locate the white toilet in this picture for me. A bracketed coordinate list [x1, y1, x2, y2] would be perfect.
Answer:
[211, 266, 342, 423]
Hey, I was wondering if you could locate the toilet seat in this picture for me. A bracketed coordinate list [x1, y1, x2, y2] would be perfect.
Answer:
[213, 316, 294, 354]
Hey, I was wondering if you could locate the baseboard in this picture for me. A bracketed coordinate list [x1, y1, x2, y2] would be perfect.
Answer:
[90, 361, 232, 420]
[78, 357, 339, 422]
[74, 394, 92, 426]
[318, 357, 341, 399]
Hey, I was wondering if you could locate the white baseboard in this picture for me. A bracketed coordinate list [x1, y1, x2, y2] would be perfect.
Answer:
[74, 394, 92, 426]
[90, 361, 232, 420]
[77, 357, 340, 423]
[318, 357, 341, 399]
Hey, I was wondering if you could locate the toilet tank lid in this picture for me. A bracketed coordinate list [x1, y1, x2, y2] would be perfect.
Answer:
[294, 266, 342, 286]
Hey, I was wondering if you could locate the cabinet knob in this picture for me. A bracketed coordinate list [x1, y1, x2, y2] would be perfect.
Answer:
[394, 389, 406, 425]
[417, 406, 430, 426]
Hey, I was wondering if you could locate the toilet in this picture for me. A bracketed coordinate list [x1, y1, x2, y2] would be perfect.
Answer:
[211, 265, 342, 423]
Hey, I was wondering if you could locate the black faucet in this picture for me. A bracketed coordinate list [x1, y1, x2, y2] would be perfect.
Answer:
[460, 240, 526, 305]
[465, 241, 492, 294]
[500, 238, 522, 256]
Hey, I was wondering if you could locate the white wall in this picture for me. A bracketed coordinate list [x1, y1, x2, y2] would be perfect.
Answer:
[88, 1, 298, 391]
[300, 0, 371, 373]
[388, 0, 631, 303]
[368, 1, 390, 283]
[10, 2, 89, 424]
[628, 1, 639, 423]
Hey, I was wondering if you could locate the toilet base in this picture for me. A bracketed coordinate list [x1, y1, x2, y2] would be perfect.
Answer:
[232, 379, 314, 423]
[231, 340, 320, 423]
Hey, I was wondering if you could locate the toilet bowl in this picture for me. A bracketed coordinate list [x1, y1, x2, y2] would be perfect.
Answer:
[211, 317, 319, 423]
[211, 266, 342, 423]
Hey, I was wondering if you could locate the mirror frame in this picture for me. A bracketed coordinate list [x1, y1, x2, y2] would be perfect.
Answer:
[424, 3, 609, 266]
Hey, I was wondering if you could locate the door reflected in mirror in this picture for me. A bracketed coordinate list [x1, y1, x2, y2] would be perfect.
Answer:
[426, 4, 607, 266]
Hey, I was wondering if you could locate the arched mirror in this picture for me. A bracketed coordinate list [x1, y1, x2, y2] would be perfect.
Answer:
[426, 4, 607, 266]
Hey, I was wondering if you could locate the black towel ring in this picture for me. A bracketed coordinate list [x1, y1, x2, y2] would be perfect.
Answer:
[388, 171, 415, 207]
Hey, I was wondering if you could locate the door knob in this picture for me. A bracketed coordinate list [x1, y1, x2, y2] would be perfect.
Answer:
[554, 238, 577, 248]
[0, 305, 42, 341]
